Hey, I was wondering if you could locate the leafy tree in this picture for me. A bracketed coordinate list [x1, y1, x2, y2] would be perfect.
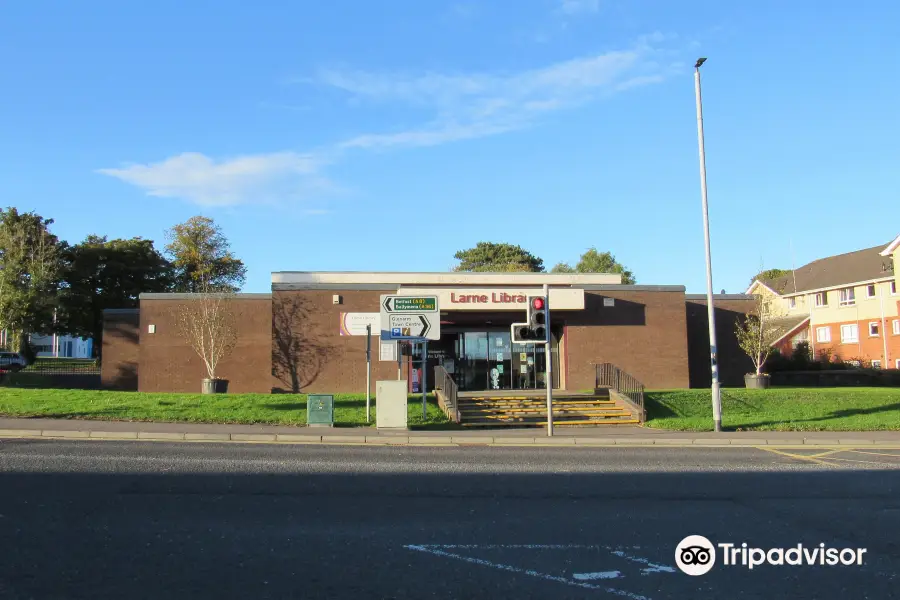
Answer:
[0, 208, 62, 354]
[57, 236, 175, 358]
[165, 216, 247, 292]
[750, 268, 791, 289]
[551, 248, 636, 284]
[453, 242, 544, 273]
[735, 293, 783, 376]
[550, 262, 576, 273]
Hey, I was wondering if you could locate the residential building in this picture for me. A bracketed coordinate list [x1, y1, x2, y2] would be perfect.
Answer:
[747, 234, 900, 369]
[28, 333, 93, 358]
[0, 330, 93, 358]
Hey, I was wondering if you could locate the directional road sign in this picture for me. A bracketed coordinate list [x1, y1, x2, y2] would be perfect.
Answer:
[380, 295, 440, 341]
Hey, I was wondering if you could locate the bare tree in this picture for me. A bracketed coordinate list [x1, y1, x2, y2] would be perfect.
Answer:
[735, 292, 783, 376]
[173, 285, 240, 383]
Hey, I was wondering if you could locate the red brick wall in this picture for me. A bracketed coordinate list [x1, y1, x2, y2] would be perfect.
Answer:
[272, 290, 399, 394]
[812, 318, 900, 367]
[564, 290, 690, 390]
[685, 298, 756, 387]
[138, 297, 272, 393]
[101, 310, 140, 391]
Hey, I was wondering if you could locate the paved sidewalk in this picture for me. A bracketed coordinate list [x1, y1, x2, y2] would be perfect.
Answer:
[2, 417, 900, 446]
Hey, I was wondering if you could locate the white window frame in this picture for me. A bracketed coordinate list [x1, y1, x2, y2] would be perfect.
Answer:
[869, 322, 880, 337]
[789, 297, 796, 309]
[872, 360, 882, 370]
[892, 281, 898, 296]
[896, 358, 900, 370]
[815, 326, 831, 343]
[815, 292, 828, 307]
[866, 284, 876, 298]
[840, 324, 859, 344]
[839, 287, 856, 307]
[894, 319, 900, 336]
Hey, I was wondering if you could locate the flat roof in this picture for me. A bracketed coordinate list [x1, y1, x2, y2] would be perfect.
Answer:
[271, 271, 623, 286]
[139, 293, 272, 300]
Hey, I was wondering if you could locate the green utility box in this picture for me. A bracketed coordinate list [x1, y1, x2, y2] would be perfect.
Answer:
[307, 394, 334, 427]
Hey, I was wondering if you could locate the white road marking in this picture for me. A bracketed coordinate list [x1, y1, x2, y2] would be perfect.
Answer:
[405, 545, 653, 599]
[574, 571, 622, 580]
[609, 549, 677, 575]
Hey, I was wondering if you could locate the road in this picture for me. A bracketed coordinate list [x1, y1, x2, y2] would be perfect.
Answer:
[1, 439, 899, 599]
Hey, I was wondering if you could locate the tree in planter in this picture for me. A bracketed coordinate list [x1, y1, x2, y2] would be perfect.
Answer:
[735, 293, 783, 387]
[173, 285, 240, 393]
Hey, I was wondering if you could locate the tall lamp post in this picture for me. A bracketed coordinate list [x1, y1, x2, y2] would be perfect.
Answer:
[694, 57, 723, 432]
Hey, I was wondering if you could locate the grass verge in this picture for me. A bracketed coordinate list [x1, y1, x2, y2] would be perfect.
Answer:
[645, 387, 900, 431]
[0, 388, 451, 428]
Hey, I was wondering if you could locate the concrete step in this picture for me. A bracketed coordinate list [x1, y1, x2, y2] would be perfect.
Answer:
[459, 406, 628, 415]
[459, 400, 616, 407]
[461, 418, 640, 427]
[461, 412, 635, 420]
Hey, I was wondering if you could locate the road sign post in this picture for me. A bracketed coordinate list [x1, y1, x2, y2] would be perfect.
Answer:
[422, 340, 428, 419]
[380, 295, 440, 341]
[366, 324, 372, 423]
[543, 283, 553, 437]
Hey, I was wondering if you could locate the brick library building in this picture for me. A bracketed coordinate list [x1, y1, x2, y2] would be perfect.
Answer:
[101, 271, 756, 395]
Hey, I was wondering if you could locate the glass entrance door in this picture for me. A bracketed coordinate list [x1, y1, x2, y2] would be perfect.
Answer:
[455, 329, 559, 391]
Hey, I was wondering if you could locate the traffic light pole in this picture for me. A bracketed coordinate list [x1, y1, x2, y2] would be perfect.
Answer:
[543, 283, 553, 437]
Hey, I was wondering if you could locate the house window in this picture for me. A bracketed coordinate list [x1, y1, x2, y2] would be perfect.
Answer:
[894, 319, 900, 335]
[815, 327, 831, 343]
[892, 281, 898, 295]
[869, 322, 880, 337]
[896, 359, 900, 370]
[840, 324, 859, 343]
[839, 287, 856, 306]
[872, 360, 882, 370]
[815, 292, 828, 307]
[789, 297, 796, 309]
[866, 284, 876, 298]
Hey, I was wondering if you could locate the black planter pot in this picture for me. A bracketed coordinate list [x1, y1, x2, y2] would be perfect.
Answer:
[744, 373, 771, 389]
[202, 378, 229, 394]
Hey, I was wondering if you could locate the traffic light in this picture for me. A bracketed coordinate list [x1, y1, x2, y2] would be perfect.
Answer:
[528, 296, 548, 342]
[510, 296, 549, 343]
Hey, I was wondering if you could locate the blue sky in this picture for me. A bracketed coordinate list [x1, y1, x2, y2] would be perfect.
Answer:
[1, 0, 897, 294]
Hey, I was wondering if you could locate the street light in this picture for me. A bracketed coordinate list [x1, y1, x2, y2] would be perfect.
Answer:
[694, 57, 723, 432]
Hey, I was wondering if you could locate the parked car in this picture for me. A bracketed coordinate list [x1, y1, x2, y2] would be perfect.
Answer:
[0, 351, 26, 372]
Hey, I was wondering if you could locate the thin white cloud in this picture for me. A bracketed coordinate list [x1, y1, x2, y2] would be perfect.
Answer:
[97, 151, 329, 207]
[100, 34, 681, 207]
[559, 0, 601, 15]
[319, 35, 678, 150]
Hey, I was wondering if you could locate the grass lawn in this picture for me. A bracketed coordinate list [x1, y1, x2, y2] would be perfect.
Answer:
[0, 388, 451, 428]
[645, 387, 900, 431]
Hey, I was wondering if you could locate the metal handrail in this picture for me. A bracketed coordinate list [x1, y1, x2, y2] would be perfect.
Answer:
[594, 363, 645, 422]
[433, 365, 460, 423]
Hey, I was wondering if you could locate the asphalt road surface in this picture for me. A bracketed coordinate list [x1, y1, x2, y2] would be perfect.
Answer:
[1, 439, 899, 599]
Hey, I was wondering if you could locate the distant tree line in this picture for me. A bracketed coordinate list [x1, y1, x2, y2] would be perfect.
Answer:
[453, 242, 636, 284]
[0, 209, 245, 360]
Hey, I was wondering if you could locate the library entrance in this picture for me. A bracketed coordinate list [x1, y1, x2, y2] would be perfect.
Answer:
[421, 327, 561, 392]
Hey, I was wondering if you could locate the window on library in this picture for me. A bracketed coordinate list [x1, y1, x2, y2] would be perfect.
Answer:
[839, 287, 856, 306]
[815, 327, 831, 343]
[840, 324, 859, 343]
[869, 322, 880, 337]
[872, 360, 882, 370]
[894, 319, 900, 336]
[815, 292, 828, 307]
[788, 297, 796, 309]
[866, 284, 876, 298]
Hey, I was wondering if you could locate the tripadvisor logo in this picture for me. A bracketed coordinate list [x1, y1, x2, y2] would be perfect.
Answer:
[675, 536, 868, 575]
